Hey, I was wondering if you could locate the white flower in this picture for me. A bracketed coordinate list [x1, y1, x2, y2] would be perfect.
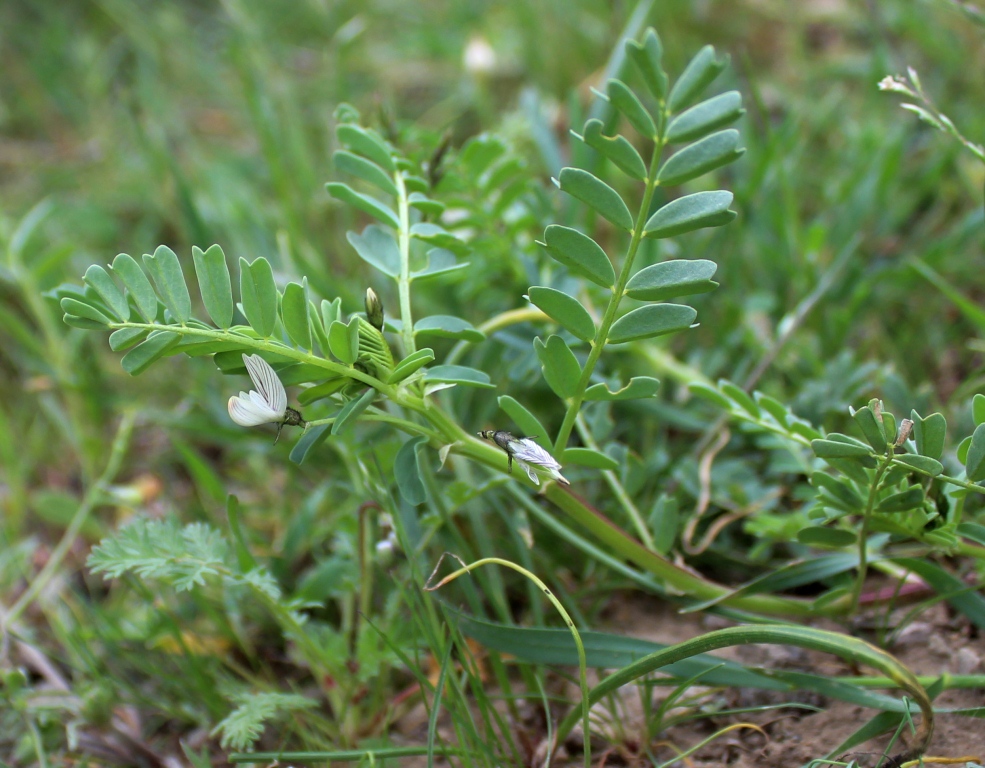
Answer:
[228, 353, 305, 442]
[478, 430, 570, 486]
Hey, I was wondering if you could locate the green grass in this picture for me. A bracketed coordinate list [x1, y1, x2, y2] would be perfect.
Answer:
[2, 1, 985, 765]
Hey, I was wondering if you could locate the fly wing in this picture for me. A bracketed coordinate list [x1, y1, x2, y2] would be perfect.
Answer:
[519, 461, 541, 485]
[511, 438, 563, 471]
[243, 354, 287, 415]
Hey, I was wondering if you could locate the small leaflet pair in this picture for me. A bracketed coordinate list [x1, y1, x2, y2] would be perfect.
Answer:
[478, 430, 569, 486]
[228, 354, 305, 443]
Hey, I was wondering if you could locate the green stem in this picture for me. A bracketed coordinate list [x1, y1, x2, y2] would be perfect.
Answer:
[110, 322, 398, 398]
[2, 412, 134, 631]
[554, 133, 667, 454]
[574, 413, 655, 550]
[395, 172, 416, 355]
[445, 307, 547, 366]
[851, 456, 893, 614]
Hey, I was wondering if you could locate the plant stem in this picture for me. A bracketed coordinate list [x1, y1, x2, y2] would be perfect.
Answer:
[553, 133, 667, 454]
[109, 322, 396, 396]
[851, 456, 893, 614]
[574, 413, 656, 550]
[394, 171, 416, 355]
[2, 412, 134, 631]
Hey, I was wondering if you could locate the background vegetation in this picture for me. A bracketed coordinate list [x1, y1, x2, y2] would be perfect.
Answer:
[1, 0, 984, 766]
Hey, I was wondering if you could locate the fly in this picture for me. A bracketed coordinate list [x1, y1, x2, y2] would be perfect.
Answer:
[477, 430, 569, 486]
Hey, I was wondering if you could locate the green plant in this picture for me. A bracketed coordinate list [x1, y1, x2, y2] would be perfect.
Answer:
[15, 9, 985, 764]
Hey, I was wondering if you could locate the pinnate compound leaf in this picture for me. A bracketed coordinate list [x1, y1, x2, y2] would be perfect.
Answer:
[667, 45, 727, 113]
[410, 223, 469, 255]
[411, 248, 469, 281]
[143, 246, 191, 324]
[877, 487, 925, 513]
[387, 348, 435, 383]
[112, 253, 159, 321]
[975, 394, 985, 426]
[527, 286, 596, 342]
[394, 436, 428, 506]
[584, 376, 660, 401]
[605, 79, 656, 138]
[282, 279, 312, 350]
[408, 192, 444, 216]
[297, 379, 347, 406]
[558, 168, 633, 231]
[308, 300, 330, 356]
[852, 404, 888, 452]
[754, 392, 790, 427]
[534, 335, 581, 399]
[579, 119, 647, 180]
[688, 382, 732, 409]
[326, 182, 399, 229]
[83, 265, 129, 321]
[957, 522, 985, 546]
[121, 331, 181, 375]
[497, 396, 548, 447]
[328, 318, 360, 365]
[812, 472, 863, 510]
[563, 447, 619, 470]
[423, 365, 495, 388]
[239, 257, 278, 338]
[797, 526, 857, 548]
[541, 226, 614, 288]
[666, 91, 744, 144]
[892, 454, 943, 476]
[319, 299, 341, 331]
[719, 381, 759, 416]
[625, 259, 718, 301]
[290, 424, 331, 464]
[332, 388, 377, 435]
[607, 304, 696, 344]
[336, 123, 395, 172]
[192, 244, 233, 328]
[60, 297, 113, 325]
[958, 434, 972, 465]
[63, 314, 108, 330]
[911, 411, 946, 460]
[333, 150, 397, 197]
[644, 191, 735, 239]
[345, 224, 400, 277]
[625, 28, 668, 100]
[109, 327, 148, 351]
[811, 438, 873, 460]
[965, 423, 985, 481]
[414, 315, 485, 342]
[657, 130, 744, 186]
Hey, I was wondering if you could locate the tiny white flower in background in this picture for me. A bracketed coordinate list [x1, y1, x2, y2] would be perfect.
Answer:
[464, 36, 496, 75]
[477, 430, 570, 486]
[228, 353, 305, 443]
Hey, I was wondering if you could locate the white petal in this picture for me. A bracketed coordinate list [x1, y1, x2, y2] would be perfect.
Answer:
[243, 354, 287, 414]
[228, 394, 282, 426]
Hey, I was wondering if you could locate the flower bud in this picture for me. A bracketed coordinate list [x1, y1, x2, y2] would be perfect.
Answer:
[365, 287, 384, 331]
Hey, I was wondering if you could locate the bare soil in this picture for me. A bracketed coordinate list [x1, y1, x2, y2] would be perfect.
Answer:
[588, 594, 985, 767]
